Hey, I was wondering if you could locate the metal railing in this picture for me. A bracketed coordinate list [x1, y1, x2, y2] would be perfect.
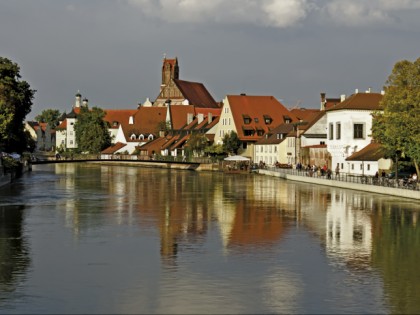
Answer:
[264, 166, 419, 191]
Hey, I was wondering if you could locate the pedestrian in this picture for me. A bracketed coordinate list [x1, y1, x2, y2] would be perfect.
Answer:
[335, 165, 340, 177]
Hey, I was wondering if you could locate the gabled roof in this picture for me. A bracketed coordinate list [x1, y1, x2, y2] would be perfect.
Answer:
[170, 105, 195, 130]
[118, 107, 167, 141]
[101, 142, 127, 154]
[290, 108, 321, 126]
[137, 137, 168, 154]
[104, 109, 138, 129]
[346, 142, 386, 161]
[255, 123, 294, 145]
[327, 93, 383, 112]
[174, 79, 219, 108]
[227, 95, 298, 141]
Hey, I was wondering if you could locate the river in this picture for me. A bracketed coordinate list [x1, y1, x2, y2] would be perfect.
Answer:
[0, 163, 419, 314]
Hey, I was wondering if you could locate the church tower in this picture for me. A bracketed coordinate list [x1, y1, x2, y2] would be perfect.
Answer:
[160, 56, 179, 95]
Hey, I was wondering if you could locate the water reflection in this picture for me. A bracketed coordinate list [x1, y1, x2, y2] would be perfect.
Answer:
[0, 205, 30, 304]
[0, 164, 419, 313]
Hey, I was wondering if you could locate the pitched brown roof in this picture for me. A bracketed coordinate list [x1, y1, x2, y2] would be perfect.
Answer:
[174, 79, 219, 108]
[255, 123, 294, 145]
[169, 105, 195, 130]
[327, 93, 383, 112]
[104, 109, 138, 129]
[346, 142, 386, 161]
[101, 142, 127, 154]
[117, 107, 166, 141]
[228, 95, 298, 141]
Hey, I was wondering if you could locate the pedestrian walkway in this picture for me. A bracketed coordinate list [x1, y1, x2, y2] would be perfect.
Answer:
[258, 167, 420, 201]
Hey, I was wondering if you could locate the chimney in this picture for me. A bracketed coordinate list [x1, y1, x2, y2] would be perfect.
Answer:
[340, 94, 346, 102]
[208, 112, 213, 123]
[129, 116, 134, 125]
[355, 88, 359, 94]
[159, 130, 165, 137]
[320, 92, 326, 111]
[187, 113, 194, 125]
[381, 90, 385, 95]
[366, 87, 372, 93]
[197, 113, 204, 124]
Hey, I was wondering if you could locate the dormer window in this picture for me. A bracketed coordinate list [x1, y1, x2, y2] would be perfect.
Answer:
[148, 134, 154, 141]
[254, 118, 259, 123]
[112, 121, 119, 127]
[283, 115, 291, 124]
[243, 114, 251, 124]
[130, 134, 136, 140]
[139, 134, 145, 141]
[263, 115, 272, 125]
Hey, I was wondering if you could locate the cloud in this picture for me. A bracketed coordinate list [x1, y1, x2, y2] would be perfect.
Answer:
[125, 0, 420, 28]
[126, 0, 309, 27]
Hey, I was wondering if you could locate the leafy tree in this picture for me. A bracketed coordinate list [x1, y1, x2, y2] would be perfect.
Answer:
[35, 109, 62, 128]
[186, 133, 208, 157]
[156, 120, 171, 136]
[372, 57, 420, 175]
[74, 106, 111, 154]
[0, 57, 35, 152]
[222, 131, 241, 155]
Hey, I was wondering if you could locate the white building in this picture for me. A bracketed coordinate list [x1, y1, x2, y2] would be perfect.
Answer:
[325, 90, 384, 175]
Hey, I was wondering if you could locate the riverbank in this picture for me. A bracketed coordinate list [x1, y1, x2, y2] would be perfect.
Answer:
[258, 169, 420, 201]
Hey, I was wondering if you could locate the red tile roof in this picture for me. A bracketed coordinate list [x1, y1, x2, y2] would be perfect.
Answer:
[174, 79, 219, 108]
[101, 142, 127, 154]
[227, 95, 299, 141]
[346, 142, 386, 161]
[104, 109, 138, 129]
[327, 93, 383, 112]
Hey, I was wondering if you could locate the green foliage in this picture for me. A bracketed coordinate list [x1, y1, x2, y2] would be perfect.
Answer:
[74, 106, 112, 154]
[35, 109, 62, 128]
[1, 156, 19, 173]
[222, 131, 241, 155]
[373, 57, 420, 175]
[156, 120, 171, 136]
[0, 57, 35, 152]
[186, 133, 208, 157]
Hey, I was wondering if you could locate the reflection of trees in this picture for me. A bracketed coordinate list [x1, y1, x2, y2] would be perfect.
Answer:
[0, 205, 30, 297]
[371, 204, 420, 314]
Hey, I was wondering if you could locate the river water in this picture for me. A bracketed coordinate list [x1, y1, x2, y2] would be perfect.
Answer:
[0, 163, 419, 314]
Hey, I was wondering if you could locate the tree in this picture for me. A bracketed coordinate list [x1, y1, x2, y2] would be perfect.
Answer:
[372, 57, 420, 176]
[74, 106, 111, 154]
[222, 131, 241, 155]
[186, 133, 208, 157]
[0, 57, 35, 152]
[35, 109, 62, 128]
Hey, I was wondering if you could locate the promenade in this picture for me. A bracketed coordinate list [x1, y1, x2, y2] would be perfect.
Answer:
[258, 167, 420, 201]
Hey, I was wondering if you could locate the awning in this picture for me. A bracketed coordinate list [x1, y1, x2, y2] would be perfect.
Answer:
[224, 155, 250, 161]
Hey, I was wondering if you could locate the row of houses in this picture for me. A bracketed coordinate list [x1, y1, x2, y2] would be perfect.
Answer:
[26, 57, 391, 176]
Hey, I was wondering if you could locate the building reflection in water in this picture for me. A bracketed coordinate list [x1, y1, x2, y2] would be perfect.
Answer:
[46, 164, 420, 313]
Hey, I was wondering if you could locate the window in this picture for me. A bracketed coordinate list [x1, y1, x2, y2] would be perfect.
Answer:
[264, 115, 272, 124]
[257, 129, 264, 136]
[341, 163, 343, 169]
[360, 164, 363, 170]
[244, 129, 254, 136]
[139, 135, 144, 141]
[354, 123, 364, 139]
[244, 117, 251, 124]
[336, 123, 341, 140]
[148, 135, 154, 140]
[329, 123, 334, 140]
[367, 164, 370, 171]
[351, 164, 354, 170]
[254, 118, 259, 123]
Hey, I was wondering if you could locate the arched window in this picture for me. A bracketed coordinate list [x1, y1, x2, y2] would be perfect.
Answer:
[130, 134, 136, 140]
[139, 134, 144, 141]
[148, 134, 154, 141]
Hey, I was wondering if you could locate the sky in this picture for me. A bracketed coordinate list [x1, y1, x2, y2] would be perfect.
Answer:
[1, 0, 420, 120]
